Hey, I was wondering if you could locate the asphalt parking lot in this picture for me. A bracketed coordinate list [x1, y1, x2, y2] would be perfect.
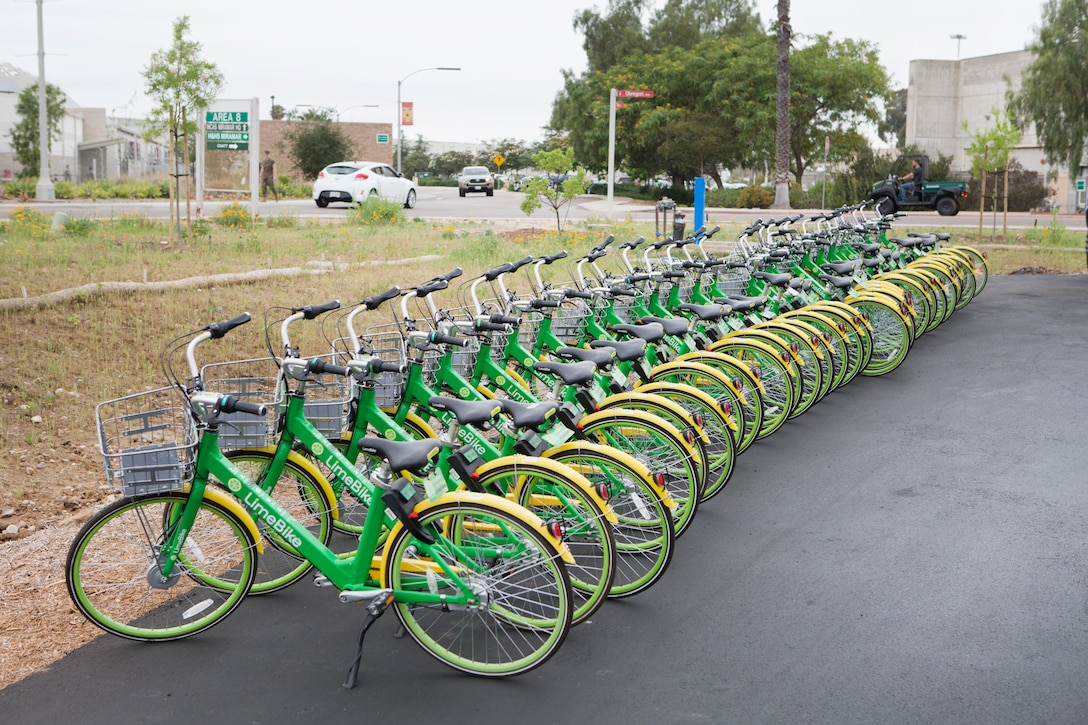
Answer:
[2, 273, 1087, 724]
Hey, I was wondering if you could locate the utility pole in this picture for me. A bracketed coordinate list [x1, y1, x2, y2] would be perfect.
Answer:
[34, 0, 54, 201]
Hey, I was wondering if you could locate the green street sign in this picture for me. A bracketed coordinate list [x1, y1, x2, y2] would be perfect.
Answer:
[207, 141, 249, 151]
[206, 131, 250, 142]
[376, 133, 390, 144]
[1077, 179, 1085, 192]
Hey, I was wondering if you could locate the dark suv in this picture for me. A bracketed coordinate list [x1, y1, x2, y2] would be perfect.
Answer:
[458, 166, 494, 197]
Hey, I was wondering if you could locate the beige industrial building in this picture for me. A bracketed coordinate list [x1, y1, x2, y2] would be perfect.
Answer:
[906, 49, 1085, 212]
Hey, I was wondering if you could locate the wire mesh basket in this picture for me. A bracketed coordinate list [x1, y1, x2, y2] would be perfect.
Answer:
[95, 387, 197, 496]
[551, 301, 590, 345]
[201, 357, 279, 448]
[358, 323, 409, 409]
[201, 355, 350, 447]
[610, 286, 653, 324]
[714, 266, 750, 297]
[439, 309, 483, 381]
[500, 303, 543, 359]
[675, 274, 695, 303]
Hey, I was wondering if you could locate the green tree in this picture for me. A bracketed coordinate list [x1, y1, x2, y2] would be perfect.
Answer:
[573, 0, 652, 73]
[400, 135, 431, 177]
[787, 34, 892, 184]
[282, 118, 355, 179]
[519, 148, 590, 232]
[7, 83, 66, 179]
[483, 138, 533, 174]
[962, 109, 1023, 232]
[647, 0, 760, 51]
[143, 16, 224, 243]
[879, 88, 907, 148]
[430, 150, 477, 177]
[1008, 0, 1088, 177]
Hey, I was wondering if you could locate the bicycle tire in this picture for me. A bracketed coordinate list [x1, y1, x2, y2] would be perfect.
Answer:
[66, 492, 256, 641]
[476, 457, 616, 626]
[578, 408, 702, 537]
[542, 441, 676, 597]
[382, 496, 573, 677]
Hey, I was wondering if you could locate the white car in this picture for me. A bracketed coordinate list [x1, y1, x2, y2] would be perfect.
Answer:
[312, 161, 417, 208]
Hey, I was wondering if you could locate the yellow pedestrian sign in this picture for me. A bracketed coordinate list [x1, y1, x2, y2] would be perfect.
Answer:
[493, 154, 505, 168]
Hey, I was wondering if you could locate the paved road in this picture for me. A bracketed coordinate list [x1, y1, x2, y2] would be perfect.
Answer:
[2, 188, 1085, 232]
[2, 274, 1088, 723]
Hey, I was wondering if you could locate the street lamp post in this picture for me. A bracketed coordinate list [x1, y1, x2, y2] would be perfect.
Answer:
[337, 104, 378, 122]
[396, 66, 460, 173]
[950, 34, 966, 59]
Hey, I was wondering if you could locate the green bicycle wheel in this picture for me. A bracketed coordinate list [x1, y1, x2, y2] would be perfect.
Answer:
[579, 408, 702, 537]
[480, 459, 615, 626]
[66, 492, 256, 641]
[383, 498, 573, 677]
[544, 441, 676, 597]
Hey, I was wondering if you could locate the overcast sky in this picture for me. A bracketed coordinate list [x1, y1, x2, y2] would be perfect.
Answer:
[7, 0, 1045, 146]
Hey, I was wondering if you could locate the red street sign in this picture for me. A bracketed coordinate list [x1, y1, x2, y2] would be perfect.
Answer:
[617, 89, 654, 99]
[615, 101, 625, 109]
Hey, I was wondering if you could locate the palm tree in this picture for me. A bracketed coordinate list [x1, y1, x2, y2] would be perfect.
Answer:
[771, 0, 792, 209]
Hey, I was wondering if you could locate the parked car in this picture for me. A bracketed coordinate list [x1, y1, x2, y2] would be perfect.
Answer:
[312, 161, 417, 208]
[458, 166, 494, 197]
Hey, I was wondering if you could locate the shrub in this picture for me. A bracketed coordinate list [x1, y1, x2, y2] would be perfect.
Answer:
[1, 178, 37, 199]
[348, 197, 404, 226]
[62, 216, 98, 237]
[4, 206, 51, 239]
[265, 213, 298, 229]
[736, 185, 774, 208]
[418, 176, 457, 187]
[213, 201, 252, 228]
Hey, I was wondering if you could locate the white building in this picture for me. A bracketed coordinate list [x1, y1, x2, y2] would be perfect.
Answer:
[0, 62, 168, 183]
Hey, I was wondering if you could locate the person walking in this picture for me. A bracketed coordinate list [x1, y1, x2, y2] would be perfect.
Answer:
[260, 150, 279, 201]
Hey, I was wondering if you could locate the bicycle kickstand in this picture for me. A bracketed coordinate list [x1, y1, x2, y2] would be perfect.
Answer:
[341, 589, 395, 689]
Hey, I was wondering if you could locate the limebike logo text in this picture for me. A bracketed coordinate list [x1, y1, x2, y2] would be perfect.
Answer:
[454, 425, 489, 458]
[313, 442, 373, 506]
[242, 492, 303, 549]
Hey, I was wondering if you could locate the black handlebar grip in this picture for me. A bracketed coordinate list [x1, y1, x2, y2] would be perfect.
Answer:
[367, 358, 408, 375]
[627, 273, 651, 283]
[308, 358, 349, 377]
[511, 254, 534, 271]
[704, 225, 721, 239]
[220, 395, 267, 417]
[205, 312, 251, 339]
[490, 313, 521, 326]
[483, 262, 515, 282]
[692, 225, 707, 238]
[531, 298, 561, 309]
[435, 267, 462, 282]
[611, 286, 637, 297]
[564, 288, 594, 300]
[663, 270, 687, 279]
[429, 332, 470, 347]
[415, 280, 449, 297]
[585, 249, 607, 261]
[301, 300, 341, 320]
[593, 234, 616, 250]
[541, 251, 568, 264]
[474, 319, 509, 333]
[363, 286, 401, 310]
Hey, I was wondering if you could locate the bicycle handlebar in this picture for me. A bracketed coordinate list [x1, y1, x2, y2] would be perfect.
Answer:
[434, 267, 463, 282]
[219, 395, 267, 418]
[539, 251, 568, 264]
[205, 312, 251, 339]
[429, 331, 470, 347]
[307, 357, 349, 377]
[363, 286, 401, 310]
[297, 300, 341, 320]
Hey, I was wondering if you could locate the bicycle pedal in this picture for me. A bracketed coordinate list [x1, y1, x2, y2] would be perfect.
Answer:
[313, 575, 333, 588]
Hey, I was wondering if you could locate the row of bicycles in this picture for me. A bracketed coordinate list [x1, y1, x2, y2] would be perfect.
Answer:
[65, 202, 988, 686]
